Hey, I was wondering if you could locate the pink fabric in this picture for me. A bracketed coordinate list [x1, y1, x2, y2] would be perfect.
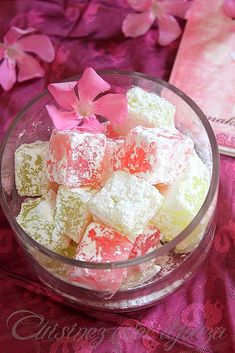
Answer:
[0, 1, 234, 353]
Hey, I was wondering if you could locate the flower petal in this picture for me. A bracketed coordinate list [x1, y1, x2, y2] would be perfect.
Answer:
[17, 34, 55, 62]
[127, 0, 153, 11]
[48, 81, 78, 110]
[46, 104, 79, 130]
[4, 27, 36, 45]
[122, 11, 155, 38]
[223, 0, 235, 18]
[78, 116, 105, 133]
[93, 94, 128, 125]
[0, 58, 16, 91]
[157, 14, 182, 46]
[162, 0, 192, 19]
[15, 51, 44, 81]
[77, 67, 110, 103]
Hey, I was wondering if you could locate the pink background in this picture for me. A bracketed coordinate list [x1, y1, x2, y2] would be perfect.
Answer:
[0, 1, 235, 352]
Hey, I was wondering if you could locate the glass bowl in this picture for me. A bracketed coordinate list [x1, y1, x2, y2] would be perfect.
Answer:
[0, 71, 219, 312]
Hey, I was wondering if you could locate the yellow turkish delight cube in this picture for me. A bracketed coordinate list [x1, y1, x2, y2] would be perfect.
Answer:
[53, 186, 95, 244]
[152, 152, 210, 249]
[15, 141, 50, 196]
[16, 190, 70, 252]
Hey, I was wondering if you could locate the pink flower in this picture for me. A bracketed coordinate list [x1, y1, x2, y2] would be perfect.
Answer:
[46, 67, 128, 132]
[0, 26, 55, 91]
[223, 0, 235, 18]
[122, 0, 191, 46]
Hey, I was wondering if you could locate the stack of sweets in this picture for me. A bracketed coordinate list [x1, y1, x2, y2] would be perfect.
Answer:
[15, 77, 210, 291]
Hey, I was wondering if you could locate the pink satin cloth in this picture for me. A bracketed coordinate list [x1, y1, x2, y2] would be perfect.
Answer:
[0, 1, 234, 352]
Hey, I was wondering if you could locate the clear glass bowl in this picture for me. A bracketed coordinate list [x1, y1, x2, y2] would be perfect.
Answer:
[0, 71, 219, 312]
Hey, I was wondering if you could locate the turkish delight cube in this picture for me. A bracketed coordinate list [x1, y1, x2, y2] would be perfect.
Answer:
[152, 152, 210, 247]
[53, 186, 95, 244]
[47, 129, 106, 187]
[89, 171, 164, 237]
[101, 138, 124, 184]
[103, 121, 123, 139]
[130, 224, 162, 258]
[121, 225, 162, 288]
[16, 190, 70, 251]
[115, 126, 194, 185]
[70, 222, 133, 291]
[114, 86, 175, 135]
[15, 140, 50, 196]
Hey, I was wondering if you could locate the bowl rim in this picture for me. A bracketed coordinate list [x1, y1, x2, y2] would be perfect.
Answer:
[0, 69, 220, 269]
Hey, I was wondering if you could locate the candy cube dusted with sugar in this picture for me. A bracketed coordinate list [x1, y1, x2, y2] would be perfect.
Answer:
[89, 171, 164, 237]
[53, 186, 95, 244]
[115, 126, 194, 185]
[16, 190, 70, 251]
[121, 225, 162, 289]
[47, 130, 106, 187]
[103, 121, 122, 139]
[152, 152, 210, 245]
[101, 138, 124, 183]
[70, 222, 133, 291]
[114, 86, 175, 135]
[15, 141, 50, 196]
[130, 225, 162, 258]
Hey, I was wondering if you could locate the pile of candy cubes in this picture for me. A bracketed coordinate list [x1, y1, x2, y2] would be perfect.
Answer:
[15, 81, 210, 291]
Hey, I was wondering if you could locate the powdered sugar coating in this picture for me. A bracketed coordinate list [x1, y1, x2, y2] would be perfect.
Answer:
[152, 152, 210, 245]
[114, 86, 175, 135]
[47, 129, 106, 187]
[88, 171, 164, 237]
[115, 126, 194, 185]
[101, 138, 125, 184]
[53, 186, 96, 244]
[121, 225, 162, 288]
[130, 224, 162, 258]
[70, 222, 133, 291]
[15, 140, 50, 196]
[16, 190, 70, 251]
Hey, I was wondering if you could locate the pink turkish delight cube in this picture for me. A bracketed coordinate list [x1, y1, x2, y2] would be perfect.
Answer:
[114, 126, 194, 185]
[47, 130, 106, 187]
[130, 225, 162, 259]
[70, 222, 133, 291]
[103, 121, 122, 139]
[122, 225, 162, 288]
[101, 138, 124, 184]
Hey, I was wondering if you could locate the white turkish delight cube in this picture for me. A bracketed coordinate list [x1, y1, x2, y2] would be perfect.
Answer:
[88, 171, 164, 237]
[114, 86, 175, 135]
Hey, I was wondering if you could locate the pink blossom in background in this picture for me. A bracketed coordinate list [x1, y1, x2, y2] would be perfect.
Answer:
[122, 0, 191, 46]
[223, 0, 235, 18]
[0, 26, 55, 90]
[46, 67, 128, 132]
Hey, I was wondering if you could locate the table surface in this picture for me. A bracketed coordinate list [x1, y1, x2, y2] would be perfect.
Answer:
[0, 1, 235, 352]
